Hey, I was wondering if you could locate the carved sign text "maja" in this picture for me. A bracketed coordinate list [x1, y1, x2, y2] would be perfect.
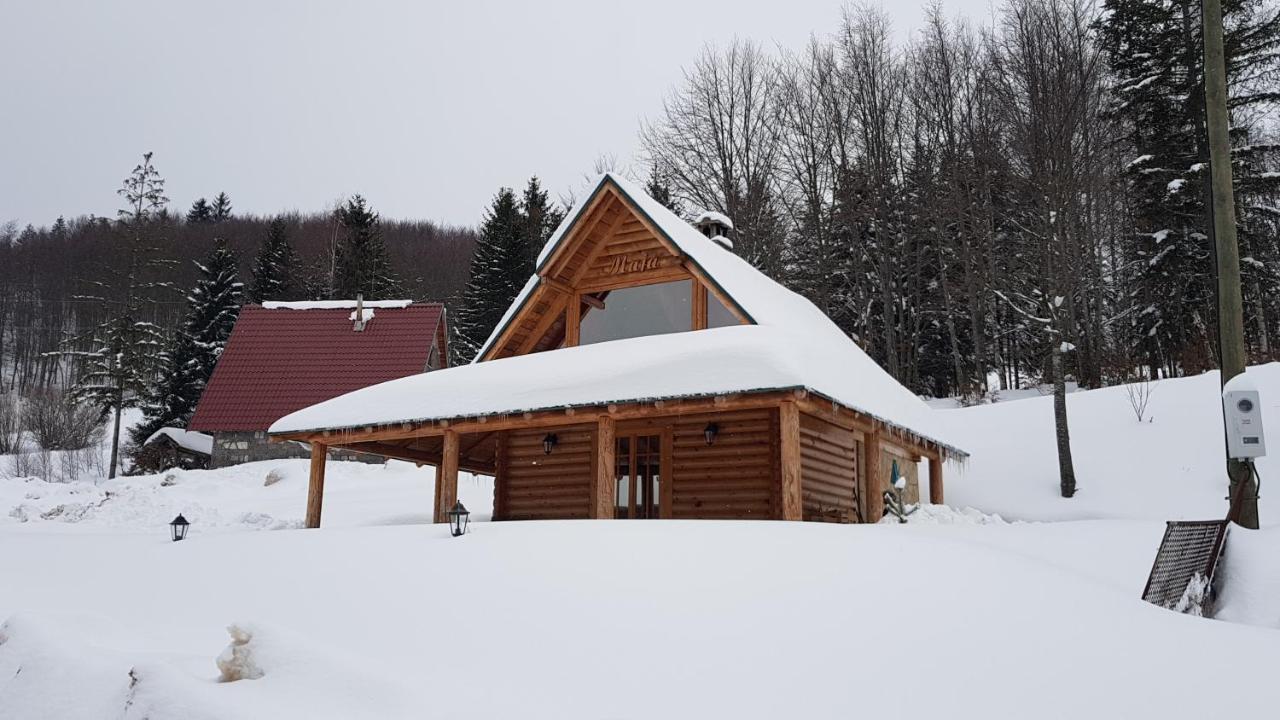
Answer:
[606, 254, 662, 276]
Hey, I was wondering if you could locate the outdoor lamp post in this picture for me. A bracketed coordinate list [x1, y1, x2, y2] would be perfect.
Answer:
[448, 501, 470, 537]
[542, 433, 558, 455]
[170, 514, 190, 542]
[704, 423, 719, 445]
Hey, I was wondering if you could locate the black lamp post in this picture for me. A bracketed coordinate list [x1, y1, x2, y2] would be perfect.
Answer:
[704, 423, 719, 445]
[448, 501, 470, 537]
[170, 514, 190, 542]
[542, 433, 558, 455]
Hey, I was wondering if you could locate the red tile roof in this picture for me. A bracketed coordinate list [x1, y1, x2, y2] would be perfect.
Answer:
[189, 303, 445, 432]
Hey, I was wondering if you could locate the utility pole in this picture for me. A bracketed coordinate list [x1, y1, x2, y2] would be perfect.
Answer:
[1203, 0, 1259, 528]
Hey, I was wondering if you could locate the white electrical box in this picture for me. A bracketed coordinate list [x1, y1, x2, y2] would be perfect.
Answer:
[1223, 375, 1266, 460]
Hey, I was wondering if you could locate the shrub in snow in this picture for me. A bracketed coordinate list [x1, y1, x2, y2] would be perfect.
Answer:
[217, 624, 265, 682]
[1173, 572, 1211, 617]
[21, 391, 103, 451]
[0, 393, 20, 453]
[160, 473, 178, 487]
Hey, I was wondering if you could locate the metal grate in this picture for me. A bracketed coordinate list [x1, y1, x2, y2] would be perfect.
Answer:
[1141, 520, 1230, 612]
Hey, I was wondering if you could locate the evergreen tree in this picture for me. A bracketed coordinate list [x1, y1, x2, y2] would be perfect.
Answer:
[61, 152, 169, 478]
[1098, 0, 1280, 374]
[518, 176, 564, 267]
[247, 217, 299, 302]
[187, 198, 213, 223]
[130, 239, 243, 451]
[211, 192, 233, 222]
[453, 188, 527, 361]
[50, 216, 68, 240]
[644, 162, 683, 215]
[332, 195, 403, 299]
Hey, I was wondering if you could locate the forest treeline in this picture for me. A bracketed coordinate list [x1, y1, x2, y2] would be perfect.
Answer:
[641, 0, 1280, 400]
[0, 188, 475, 394]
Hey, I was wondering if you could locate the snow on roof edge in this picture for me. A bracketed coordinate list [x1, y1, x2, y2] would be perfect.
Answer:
[145, 427, 214, 455]
[261, 300, 414, 310]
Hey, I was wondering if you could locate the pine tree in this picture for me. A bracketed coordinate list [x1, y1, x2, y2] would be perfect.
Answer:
[332, 195, 403, 299]
[211, 192, 233, 222]
[247, 217, 299, 303]
[1098, 0, 1280, 375]
[453, 188, 527, 361]
[131, 239, 243, 451]
[518, 176, 564, 267]
[50, 216, 68, 240]
[187, 198, 213, 223]
[61, 152, 170, 478]
[644, 162, 682, 215]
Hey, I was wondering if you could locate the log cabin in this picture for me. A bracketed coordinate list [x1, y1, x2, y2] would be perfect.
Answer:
[269, 173, 966, 527]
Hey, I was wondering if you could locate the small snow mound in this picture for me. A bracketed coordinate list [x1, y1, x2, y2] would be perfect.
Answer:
[217, 624, 264, 682]
[884, 504, 1011, 525]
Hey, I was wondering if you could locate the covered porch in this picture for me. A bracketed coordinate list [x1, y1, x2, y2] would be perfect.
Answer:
[274, 388, 950, 529]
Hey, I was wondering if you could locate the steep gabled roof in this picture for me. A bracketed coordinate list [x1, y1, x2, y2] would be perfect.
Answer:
[271, 175, 964, 456]
[189, 301, 445, 432]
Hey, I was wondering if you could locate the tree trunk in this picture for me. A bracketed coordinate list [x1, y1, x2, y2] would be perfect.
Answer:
[108, 386, 122, 480]
[1053, 345, 1077, 498]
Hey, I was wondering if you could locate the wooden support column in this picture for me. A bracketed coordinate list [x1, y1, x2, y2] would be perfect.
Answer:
[778, 401, 803, 521]
[592, 415, 616, 518]
[492, 432, 508, 521]
[566, 294, 581, 347]
[660, 424, 674, 519]
[863, 432, 885, 523]
[305, 442, 327, 529]
[929, 455, 944, 505]
[434, 430, 459, 523]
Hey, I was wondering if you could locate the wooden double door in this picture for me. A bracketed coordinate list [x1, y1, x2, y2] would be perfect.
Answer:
[615, 434, 662, 519]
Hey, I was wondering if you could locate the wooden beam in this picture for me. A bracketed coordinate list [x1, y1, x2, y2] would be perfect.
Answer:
[660, 424, 674, 519]
[592, 415, 616, 519]
[566, 295, 581, 347]
[434, 430, 460, 523]
[493, 432, 508, 521]
[863, 432, 885, 523]
[305, 443, 327, 529]
[692, 281, 708, 330]
[515, 292, 570, 356]
[929, 456, 944, 505]
[778, 401, 803, 521]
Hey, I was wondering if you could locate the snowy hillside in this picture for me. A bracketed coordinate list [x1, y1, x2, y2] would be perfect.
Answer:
[2, 367, 1279, 718]
[940, 364, 1280, 524]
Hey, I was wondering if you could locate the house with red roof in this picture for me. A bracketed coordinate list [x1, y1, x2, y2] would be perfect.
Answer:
[189, 299, 447, 468]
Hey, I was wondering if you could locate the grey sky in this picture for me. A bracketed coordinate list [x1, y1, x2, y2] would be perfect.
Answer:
[1, 0, 987, 229]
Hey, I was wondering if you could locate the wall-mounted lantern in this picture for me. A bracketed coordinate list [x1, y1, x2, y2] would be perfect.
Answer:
[448, 501, 470, 537]
[704, 423, 719, 445]
[170, 514, 190, 542]
[542, 433, 558, 455]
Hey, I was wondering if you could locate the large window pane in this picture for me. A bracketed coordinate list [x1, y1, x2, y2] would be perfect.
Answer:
[706, 289, 740, 328]
[579, 280, 692, 345]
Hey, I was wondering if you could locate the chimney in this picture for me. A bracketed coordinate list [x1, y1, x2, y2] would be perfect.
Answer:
[353, 294, 366, 332]
[693, 211, 734, 251]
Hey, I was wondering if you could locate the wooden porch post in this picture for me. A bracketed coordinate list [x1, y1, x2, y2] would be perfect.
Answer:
[592, 415, 616, 518]
[305, 442, 327, 529]
[778, 401, 803, 521]
[863, 432, 885, 523]
[929, 454, 944, 505]
[434, 429, 459, 523]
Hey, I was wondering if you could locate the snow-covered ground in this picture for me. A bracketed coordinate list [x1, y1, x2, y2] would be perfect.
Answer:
[940, 363, 1280, 523]
[1, 366, 1278, 719]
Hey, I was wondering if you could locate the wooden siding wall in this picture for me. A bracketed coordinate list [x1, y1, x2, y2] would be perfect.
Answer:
[670, 408, 775, 519]
[497, 425, 594, 520]
[799, 412, 860, 522]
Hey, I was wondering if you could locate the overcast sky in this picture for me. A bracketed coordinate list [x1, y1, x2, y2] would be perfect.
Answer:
[1, 0, 989, 229]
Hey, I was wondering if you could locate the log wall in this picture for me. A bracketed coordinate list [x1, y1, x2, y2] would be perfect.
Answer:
[669, 408, 775, 519]
[799, 412, 860, 523]
[496, 424, 594, 520]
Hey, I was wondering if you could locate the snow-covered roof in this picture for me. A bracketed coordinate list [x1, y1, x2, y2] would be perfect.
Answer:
[693, 210, 734, 230]
[262, 300, 413, 310]
[271, 173, 963, 455]
[145, 428, 214, 455]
